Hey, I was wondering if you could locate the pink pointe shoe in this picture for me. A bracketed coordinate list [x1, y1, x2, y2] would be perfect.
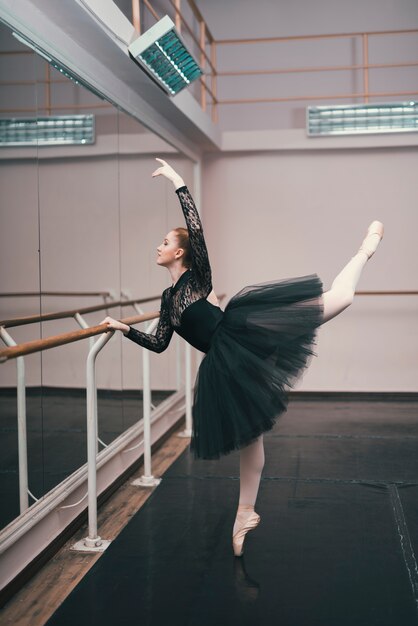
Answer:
[232, 507, 261, 557]
[358, 220, 384, 259]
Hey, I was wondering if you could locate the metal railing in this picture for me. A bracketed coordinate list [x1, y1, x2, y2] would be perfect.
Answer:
[0, 291, 113, 297]
[0, 295, 159, 329]
[0, 291, 224, 552]
[213, 28, 418, 109]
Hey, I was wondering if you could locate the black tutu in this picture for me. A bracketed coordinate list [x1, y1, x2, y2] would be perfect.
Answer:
[190, 274, 324, 460]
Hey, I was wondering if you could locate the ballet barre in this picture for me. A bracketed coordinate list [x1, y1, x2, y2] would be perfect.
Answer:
[0, 291, 114, 298]
[0, 309, 192, 553]
[0, 294, 160, 328]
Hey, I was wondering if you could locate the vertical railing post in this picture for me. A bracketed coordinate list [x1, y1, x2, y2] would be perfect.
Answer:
[74, 312, 99, 453]
[176, 334, 182, 390]
[177, 339, 192, 438]
[200, 20, 207, 112]
[72, 330, 113, 552]
[74, 313, 95, 352]
[131, 318, 161, 487]
[0, 327, 28, 513]
[184, 342, 193, 434]
[132, 0, 141, 34]
[363, 33, 369, 103]
[174, 0, 181, 31]
[211, 39, 217, 123]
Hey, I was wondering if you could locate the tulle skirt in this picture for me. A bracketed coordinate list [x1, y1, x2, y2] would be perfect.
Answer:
[190, 274, 324, 460]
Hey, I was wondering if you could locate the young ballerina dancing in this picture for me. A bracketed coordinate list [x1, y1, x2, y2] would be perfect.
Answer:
[102, 158, 384, 557]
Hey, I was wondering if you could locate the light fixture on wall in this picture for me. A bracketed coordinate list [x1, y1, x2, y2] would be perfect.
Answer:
[307, 101, 418, 136]
[128, 15, 203, 96]
[0, 115, 95, 147]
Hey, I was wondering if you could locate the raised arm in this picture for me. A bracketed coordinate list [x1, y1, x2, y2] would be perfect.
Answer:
[152, 158, 212, 292]
[175, 185, 212, 290]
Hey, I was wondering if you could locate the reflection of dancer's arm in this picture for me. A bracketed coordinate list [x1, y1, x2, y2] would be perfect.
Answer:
[175, 185, 212, 294]
[101, 292, 174, 353]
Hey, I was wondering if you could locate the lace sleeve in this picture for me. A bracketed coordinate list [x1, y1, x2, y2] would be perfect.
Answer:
[124, 291, 173, 353]
[175, 185, 212, 292]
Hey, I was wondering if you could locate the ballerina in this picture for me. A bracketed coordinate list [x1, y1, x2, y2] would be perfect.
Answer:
[101, 158, 384, 557]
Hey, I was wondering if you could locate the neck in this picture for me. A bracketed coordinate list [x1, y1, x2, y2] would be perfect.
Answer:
[169, 265, 188, 286]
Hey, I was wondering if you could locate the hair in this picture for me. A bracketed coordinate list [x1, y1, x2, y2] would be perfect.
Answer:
[173, 227, 191, 269]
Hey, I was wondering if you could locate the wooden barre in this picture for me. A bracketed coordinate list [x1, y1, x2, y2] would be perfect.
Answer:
[0, 291, 113, 297]
[0, 296, 160, 328]
[0, 311, 159, 362]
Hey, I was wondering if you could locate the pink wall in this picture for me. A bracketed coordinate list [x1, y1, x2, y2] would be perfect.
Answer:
[202, 147, 418, 391]
[194, 0, 418, 131]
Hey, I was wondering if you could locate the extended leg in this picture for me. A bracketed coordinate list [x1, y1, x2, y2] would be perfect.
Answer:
[321, 222, 383, 324]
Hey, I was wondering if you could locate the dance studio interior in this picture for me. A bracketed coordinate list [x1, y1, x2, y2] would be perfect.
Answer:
[0, 1, 417, 624]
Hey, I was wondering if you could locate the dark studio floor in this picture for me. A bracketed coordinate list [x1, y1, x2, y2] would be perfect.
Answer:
[0, 387, 173, 529]
[38, 395, 418, 626]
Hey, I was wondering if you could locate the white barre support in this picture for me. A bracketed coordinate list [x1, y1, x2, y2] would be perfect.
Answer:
[74, 312, 95, 352]
[176, 333, 182, 390]
[132, 317, 161, 488]
[74, 312, 98, 453]
[0, 327, 29, 513]
[177, 341, 192, 438]
[72, 330, 113, 553]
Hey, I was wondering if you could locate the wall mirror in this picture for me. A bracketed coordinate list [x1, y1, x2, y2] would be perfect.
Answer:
[0, 19, 194, 530]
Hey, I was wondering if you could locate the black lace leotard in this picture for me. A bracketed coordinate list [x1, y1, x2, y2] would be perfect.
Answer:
[125, 186, 223, 354]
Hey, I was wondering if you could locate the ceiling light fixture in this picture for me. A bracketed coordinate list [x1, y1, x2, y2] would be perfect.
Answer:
[128, 15, 203, 96]
[0, 115, 95, 147]
[307, 101, 418, 136]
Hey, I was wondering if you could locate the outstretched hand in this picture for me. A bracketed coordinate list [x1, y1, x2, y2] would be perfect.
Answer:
[152, 158, 184, 189]
[99, 316, 130, 333]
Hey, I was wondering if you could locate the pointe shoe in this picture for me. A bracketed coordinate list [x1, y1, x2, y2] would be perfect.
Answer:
[358, 220, 384, 259]
[232, 510, 261, 557]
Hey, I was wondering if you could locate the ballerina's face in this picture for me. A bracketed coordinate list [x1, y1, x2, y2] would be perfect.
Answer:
[156, 231, 183, 267]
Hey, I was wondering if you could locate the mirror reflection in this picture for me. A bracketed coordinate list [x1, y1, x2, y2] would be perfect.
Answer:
[0, 20, 194, 530]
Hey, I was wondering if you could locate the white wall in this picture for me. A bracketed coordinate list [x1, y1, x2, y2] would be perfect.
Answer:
[202, 146, 418, 391]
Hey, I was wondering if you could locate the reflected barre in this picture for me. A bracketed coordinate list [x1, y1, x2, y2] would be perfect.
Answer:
[0, 311, 159, 362]
[0, 291, 113, 298]
[0, 295, 160, 329]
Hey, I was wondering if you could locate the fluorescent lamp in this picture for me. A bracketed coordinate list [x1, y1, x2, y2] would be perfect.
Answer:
[0, 115, 95, 147]
[307, 101, 418, 136]
[128, 15, 203, 96]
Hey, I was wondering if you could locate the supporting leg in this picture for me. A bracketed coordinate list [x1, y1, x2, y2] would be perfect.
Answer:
[237, 435, 265, 508]
[232, 436, 264, 556]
